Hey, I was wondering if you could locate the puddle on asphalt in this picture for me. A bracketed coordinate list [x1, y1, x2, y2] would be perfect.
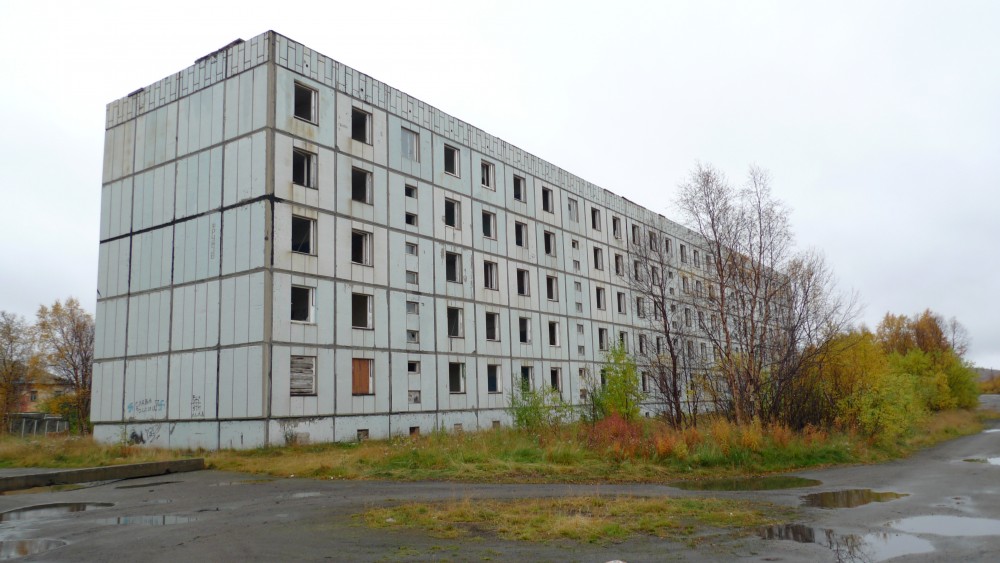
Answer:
[670, 476, 821, 491]
[291, 492, 322, 499]
[759, 524, 934, 562]
[962, 457, 1000, 466]
[116, 481, 181, 490]
[983, 429, 1000, 434]
[890, 515, 1000, 536]
[0, 503, 113, 522]
[802, 489, 907, 509]
[1, 484, 85, 496]
[95, 515, 198, 526]
[0, 539, 68, 560]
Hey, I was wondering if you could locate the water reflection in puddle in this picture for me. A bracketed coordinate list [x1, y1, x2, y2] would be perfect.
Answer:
[983, 429, 1000, 434]
[802, 489, 907, 509]
[0, 539, 67, 560]
[891, 515, 1000, 536]
[291, 492, 322, 499]
[760, 524, 934, 562]
[0, 503, 113, 522]
[1, 484, 85, 496]
[209, 479, 273, 487]
[95, 515, 198, 526]
[670, 476, 821, 491]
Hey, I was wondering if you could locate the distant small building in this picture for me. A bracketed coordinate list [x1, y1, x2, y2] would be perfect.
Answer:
[18, 372, 72, 413]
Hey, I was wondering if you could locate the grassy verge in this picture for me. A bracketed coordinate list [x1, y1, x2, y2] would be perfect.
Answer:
[361, 495, 792, 544]
[0, 409, 989, 483]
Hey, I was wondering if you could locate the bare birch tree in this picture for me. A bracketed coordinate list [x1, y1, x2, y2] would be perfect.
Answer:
[676, 163, 857, 425]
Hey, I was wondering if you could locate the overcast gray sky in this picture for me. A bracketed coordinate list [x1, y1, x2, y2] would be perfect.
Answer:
[1, 0, 997, 368]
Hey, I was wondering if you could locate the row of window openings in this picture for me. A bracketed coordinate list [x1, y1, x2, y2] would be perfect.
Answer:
[296, 86, 711, 271]
[294, 354, 568, 398]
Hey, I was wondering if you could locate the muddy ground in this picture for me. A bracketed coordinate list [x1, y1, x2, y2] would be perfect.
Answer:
[2, 396, 999, 562]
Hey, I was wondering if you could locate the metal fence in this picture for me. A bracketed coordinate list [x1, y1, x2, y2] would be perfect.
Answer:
[6, 413, 69, 436]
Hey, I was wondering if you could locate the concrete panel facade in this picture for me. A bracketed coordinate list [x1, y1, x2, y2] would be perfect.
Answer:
[93, 31, 715, 448]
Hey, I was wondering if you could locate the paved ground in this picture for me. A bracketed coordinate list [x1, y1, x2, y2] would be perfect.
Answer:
[2, 397, 999, 562]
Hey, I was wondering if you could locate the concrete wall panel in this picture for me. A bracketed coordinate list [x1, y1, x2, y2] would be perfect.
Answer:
[102, 121, 135, 183]
[219, 272, 265, 346]
[124, 355, 169, 421]
[220, 420, 267, 449]
[168, 421, 220, 450]
[126, 289, 171, 356]
[100, 178, 133, 239]
[218, 345, 265, 419]
[130, 227, 173, 293]
[175, 147, 223, 220]
[97, 238, 130, 299]
[222, 132, 267, 207]
[91, 360, 124, 422]
[133, 103, 177, 174]
[222, 200, 267, 275]
[177, 83, 224, 157]
[94, 297, 128, 360]
[173, 213, 221, 284]
[168, 350, 218, 420]
[131, 163, 176, 232]
[171, 281, 220, 351]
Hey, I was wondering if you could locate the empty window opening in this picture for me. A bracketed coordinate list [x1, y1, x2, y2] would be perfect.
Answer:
[591, 207, 601, 230]
[444, 145, 460, 176]
[484, 261, 499, 290]
[680, 244, 688, 263]
[290, 355, 316, 396]
[548, 321, 559, 346]
[292, 148, 315, 188]
[546, 276, 558, 301]
[593, 247, 604, 270]
[639, 334, 648, 354]
[357, 429, 369, 441]
[596, 287, 606, 310]
[293, 83, 317, 123]
[405, 270, 418, 284]
[291, 215, 314, 254]
[405, 242, 418, 255]
[404, 212, 418, 226]
[290, 286, 313, 322]
[401, 128, 419, 161]
[445, 252, 462, 283]
[541, 187, 554, 212]
[351, 108, 372, 144]
[550, 368, 561, 391]
[447, 307, 464, 338]
[598, 328, 609, 350]
[514, 222, 528, 248]
[614, 254, 624, 276]
[513, 175, 526, 202]
[449, 362, 466, 393]
[404, 184, 417, 198]
[406, 300, 419, 314]
[351, 167, 372, 204]
[632, 225, 640, 245]
[352, 293, 372, 329]
[486, 312, 500, 341]
[543, 231, 556, 256]
[567, 198, 579, 222]
[520, 366, 532, 391]
[409, 426, 420, 436]
[516, 269, 530, 296]
[351, 230, 371, 265]
[408, 390, 421, 404]
[482, 211, 496, 239]
[617, 291, 626, 314]
[407, 361, 420, 374]
[487, 364, 501, 393]
[444, 198, 460, 228]
[481, 160, 495, 189]
[352, 358, 373, 395]
[612, 216, 622, 239]
[519, 317, 531, 343]
[406, 329, 419, 343]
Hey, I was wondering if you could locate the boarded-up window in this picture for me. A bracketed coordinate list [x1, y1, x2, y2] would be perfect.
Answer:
[290, 356, 316, 396]
[352, 358, 373, 395]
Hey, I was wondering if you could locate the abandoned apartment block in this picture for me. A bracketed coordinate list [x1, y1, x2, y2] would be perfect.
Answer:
[92, 31, 711, 449]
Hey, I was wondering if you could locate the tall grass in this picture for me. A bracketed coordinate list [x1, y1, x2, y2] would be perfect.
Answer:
[0, 409, 985, 484]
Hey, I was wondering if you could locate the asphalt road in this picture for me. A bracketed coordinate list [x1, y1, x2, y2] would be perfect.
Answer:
[2, 397, 999, 562]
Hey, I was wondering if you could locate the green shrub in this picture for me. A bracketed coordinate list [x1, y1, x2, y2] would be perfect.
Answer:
[508, 382, 573, 431]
